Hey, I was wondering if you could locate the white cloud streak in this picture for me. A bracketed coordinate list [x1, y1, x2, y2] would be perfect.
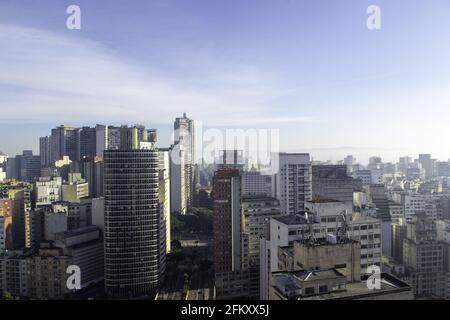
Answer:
[0, 24, 312, 127]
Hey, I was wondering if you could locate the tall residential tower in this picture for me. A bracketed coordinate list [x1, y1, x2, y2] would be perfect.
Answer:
[174, 113, 196, 211]
[277, 153, 312, 215]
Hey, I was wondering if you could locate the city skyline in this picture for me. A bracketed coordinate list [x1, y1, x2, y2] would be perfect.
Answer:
[3, 0, 450, 306]
[0, 121, 448, 165]
[1, 111, 450, 301]
[1, 0, 450, 160]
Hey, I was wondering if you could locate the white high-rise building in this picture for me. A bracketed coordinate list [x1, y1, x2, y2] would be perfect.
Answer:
[174, 113, 196, 209]
[170, 144, 187, 214]
[277, 153, 312, 215]
[159, 149, 171, 253]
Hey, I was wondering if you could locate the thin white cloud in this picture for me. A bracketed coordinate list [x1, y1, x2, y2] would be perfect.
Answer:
[0, 24, 310, 127]
[209, 116, 313, 126]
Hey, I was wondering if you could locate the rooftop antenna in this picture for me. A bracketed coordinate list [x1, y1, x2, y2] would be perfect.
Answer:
[335, 210, 348, 242]
[305, 211, 316, 245]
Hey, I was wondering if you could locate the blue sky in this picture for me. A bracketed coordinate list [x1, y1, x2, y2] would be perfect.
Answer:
[0, 0, 450, 162]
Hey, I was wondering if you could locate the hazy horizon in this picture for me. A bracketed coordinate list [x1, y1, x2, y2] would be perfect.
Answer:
[0, 119, 445, 164]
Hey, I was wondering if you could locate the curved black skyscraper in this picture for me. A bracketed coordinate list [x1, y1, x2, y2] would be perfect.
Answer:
[104, 127, 164, 298]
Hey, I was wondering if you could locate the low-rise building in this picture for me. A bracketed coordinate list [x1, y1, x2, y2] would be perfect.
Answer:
[0, 226, 104, 299]
[270, 238, 413, 300]
[34, 176, 62, 206]
[61, 173, 89, 203]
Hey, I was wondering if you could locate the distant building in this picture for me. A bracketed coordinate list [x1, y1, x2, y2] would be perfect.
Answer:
[174, 113, 196, 209]
[391, 221, 407, 264]
[79, 157, 104, 198]
[48, 125, 80, 163]
[352, 170, 372, 186]
[242, 170, 273, 197]
[79, 125, 108, 159]
[436, 161, 450, 177]
[388, 202, 404, 224]
[344, 155, 356, 173]
[368, 184, 391, 256]
[277, 153, 312, 215]
[312, 165, 356, 203]
[6, 151, 40, 182]
[217, 150, 245, 171]
[5, 157, 19, 180]
[418, 154, 434, 180]
[403, 213, 447, 299]
[170, 144, 187, 214]
[39, 136, 51, 167]
[419, 180, 442, 194]
[107, 126, 121, 150]
[406, 167, 425, 181]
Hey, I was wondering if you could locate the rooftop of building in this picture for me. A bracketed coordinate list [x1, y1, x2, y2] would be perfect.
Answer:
[279, 245, 294, 257]
[272, 213, 309, 225]
[273, 269, 346, 292]
[279, 152, 310, 156]
[50, 200, 90, 207]
[55, 225, 100, 238]
[1, 249, 34, 259]
[242, 196, 279, 203]
[0, 180, 32, 187]
[60, 238, 103, 250]
[308, 198, 342, 203]
[272, 271, 411, 300]
[36, 176, 62, 182]
[294, 236, 358, 247]
[350, 213, 381, 223]
[294, 269, 345, 282]
[304, 273, 412, 300]
[214, 168, 241, 177]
